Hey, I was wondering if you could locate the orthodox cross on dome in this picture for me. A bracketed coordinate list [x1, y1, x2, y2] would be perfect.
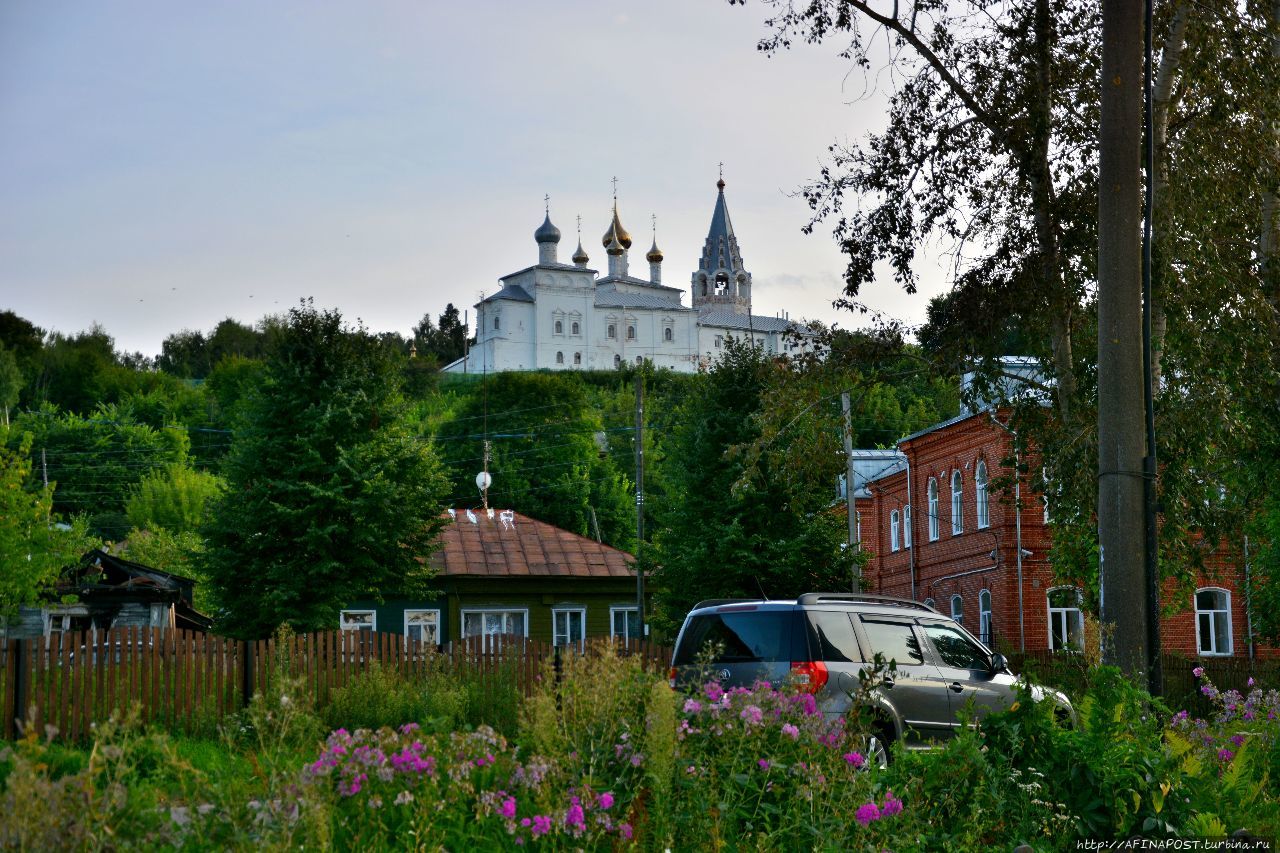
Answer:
[544, 194, 550, 214]
[718, 161, 724, 180]
[611, 175, 619, 199]
[651, 213, 657, 238]
[576, 214, 582, 237]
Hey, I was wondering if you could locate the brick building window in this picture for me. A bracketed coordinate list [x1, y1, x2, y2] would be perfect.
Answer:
[951, 471, 964, 535]
[1195, 588, 1232, 656]
[927, 478, 940, 541]
[975, 460, 990, 528]
[890, 510, 900, 552]
[1047, 587, 1084, 652]
[903, 505, 912, 548]
[923, 597, 936, 610]
[950, 594, 964, 623]
[979, 590, 993, 645]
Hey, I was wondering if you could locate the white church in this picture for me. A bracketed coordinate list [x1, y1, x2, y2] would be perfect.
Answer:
[442, 177, 813, 374]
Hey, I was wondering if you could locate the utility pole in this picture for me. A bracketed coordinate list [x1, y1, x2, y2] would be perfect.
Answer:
[841, 392, 861, 590]
[41, 449, 48, 488]
[1098, 0, 1149, 675]
[634, 373, 646, 633]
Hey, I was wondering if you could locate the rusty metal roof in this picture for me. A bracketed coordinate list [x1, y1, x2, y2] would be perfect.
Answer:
[429, 511, 634, 579]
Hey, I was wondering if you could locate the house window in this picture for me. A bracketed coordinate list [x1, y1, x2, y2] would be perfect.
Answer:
[494, 316, 500, 330]
[950, 595, 964, 624]
[927, 478, 940, 541]
[611, 606, 641, 642]
[890, 510, 900, 552]
[404, 609, 440, 645]
[903, 505, 912, 548]
[979, 590, 993, 645]
[664, 327, 673, 342]
[951, 471, 964, 535]
[572, 321, 580, 335]
[923, 597, 936, 611]
[461, 608, 528, 646]
[554, 320, 563, 335]
[340, 610, 376, 632]
[608, 324, 617, 339]
[627, 325, 636, 340]
[975, 460, 989, 529]
[1195, 588, 1232, 656]
[556, 351, 564, 364]
[573, 352, 582, 365]
[1047, 588, 1084, 652]
[714, 335, 723, 348]
[552, 607, 587, 650]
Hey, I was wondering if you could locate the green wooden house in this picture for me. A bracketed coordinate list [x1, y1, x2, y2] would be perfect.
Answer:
[342, 510, 642, 648]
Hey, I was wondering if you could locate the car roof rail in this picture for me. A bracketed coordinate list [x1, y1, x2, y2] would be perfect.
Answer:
[691, 598, 759, 611]
[795, 593, 940, 613]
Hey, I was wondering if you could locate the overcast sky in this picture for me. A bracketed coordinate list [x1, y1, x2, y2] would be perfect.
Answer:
[0, 0, 948, 358]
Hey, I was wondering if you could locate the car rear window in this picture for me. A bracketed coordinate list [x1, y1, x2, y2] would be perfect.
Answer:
[672, 611, 802, 665]
[806, 610, 863, 662]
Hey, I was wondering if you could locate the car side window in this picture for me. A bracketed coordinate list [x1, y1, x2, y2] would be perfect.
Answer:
[921, 623, 989, 670]
[808, 611, 863, 662]
[859, 619, 924, 667]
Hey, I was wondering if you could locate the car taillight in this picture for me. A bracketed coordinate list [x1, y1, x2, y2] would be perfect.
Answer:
[668, 666, 678, 689]
[790, 660, 828, 694]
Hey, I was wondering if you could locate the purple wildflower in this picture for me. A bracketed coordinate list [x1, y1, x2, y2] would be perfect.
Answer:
[500, 797, 517, 820]
[843, 752, 866, 769]
[1230, 734, 1245, 748]
[881, 791, 904, 817]
[531, 815, 553, 837]
[1218, 748, 1235, 762]
[1192, 666, 1205, 678]
[598, 792, 615, 810]
[757, 759, 771, 771]
[619, 823, 634, 840]
[855, 802, 881, 826]
[782, 723, 800, 739]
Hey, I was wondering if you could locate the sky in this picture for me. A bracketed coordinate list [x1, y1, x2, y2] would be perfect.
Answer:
[0, 0, 949, 358]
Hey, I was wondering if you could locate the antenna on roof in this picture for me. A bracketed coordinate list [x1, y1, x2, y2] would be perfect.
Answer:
[754, 576, 770, 601]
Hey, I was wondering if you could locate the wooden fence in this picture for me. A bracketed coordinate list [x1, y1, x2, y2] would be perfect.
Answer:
[0, 629, 674, 742]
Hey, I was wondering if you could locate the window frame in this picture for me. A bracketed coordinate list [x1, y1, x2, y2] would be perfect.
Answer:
[1194, 587, 1232, 657]
[573, 352, 582, 366]
[927, 478, 940, 541]
[551, 606, 587, 651]
[950, 594, 964, 624]
[554, 319, 563, 335]
[610, 606, 640, 643]
[555, 351, 564, 364]
[889, 509, 900, 552]
[951, 470, 964, 535]
[975, 459, 990, 529]
[571, 321, 580, 335]
[403, 609, 441, 646]
[1046, 587, 1085, 652]
[626, 324, 636, 341]
[978, 589, 993, 645]
[903, 505, 912, 548]
[340, 609, 377, 632]
[607, 324, 617, 339]
[663, 327, 673, 342]
[460, 607, 529, 643]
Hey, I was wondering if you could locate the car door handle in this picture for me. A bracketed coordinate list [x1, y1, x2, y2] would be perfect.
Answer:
[948, 682, 964, 693]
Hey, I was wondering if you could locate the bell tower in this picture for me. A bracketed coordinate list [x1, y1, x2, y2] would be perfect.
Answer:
[691, 171, 751, 316]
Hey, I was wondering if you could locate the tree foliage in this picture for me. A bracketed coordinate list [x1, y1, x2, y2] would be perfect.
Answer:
[125, 463, 225, 535]
[200, 302, 450, 639]
[0, 432, 97, 614]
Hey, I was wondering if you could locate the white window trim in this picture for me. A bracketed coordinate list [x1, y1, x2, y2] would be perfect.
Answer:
[927, 478, 940, 541]
[923, 597, 936, 611]
[460, 607, 530, 639]
[903, 505, 912, 548]
[552, 606, 587, 650]
[403, 609, 441, 645]
[950, 594, 964, 624]
[890, 510, 900, 552]
[975, 460, 990, 529]
[340, 609, 377, 632]
[951, 471, 964, 535]
[610, 605, 640, 643]
[1046, 587, 1085, 652]
[978, 589, 993, 646]
[1194, 587, 1233, 657]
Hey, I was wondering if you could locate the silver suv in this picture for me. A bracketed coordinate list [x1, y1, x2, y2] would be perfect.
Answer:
[669, 593, 1074, 764]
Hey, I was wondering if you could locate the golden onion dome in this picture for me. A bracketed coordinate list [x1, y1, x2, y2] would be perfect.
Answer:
[572, 240, 589, 264]
[601, 206, 632, 250]
[646, 238, 663, 263]
[605, 235, 625, 256]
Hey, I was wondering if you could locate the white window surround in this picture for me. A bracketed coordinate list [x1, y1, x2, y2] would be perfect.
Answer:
[951, 470, 964, 535]
[340, 609, 376, 632]
[554, 319, 564, 335]
[1047, 587, 1085, 652]
[627, 325, 636, 340]
[664, 327, 673, 342]
[855, 511, 862, 547]
[979, 589, 993, 646]
[460, 608, 529, 640]
[890, 510, 900, 552]
[552, 606, 587, 650]
[927, 478, 940, 541]
[610, 606, 641, 642]
[573, 352, 582, 365]
[950, 594, 964, 624]
[923, 597, 936, 610]
[607, 324, 617, 339]
[975, 460, 990, 529]
[571, 321, 580, 335]
[556, 351, 564, 364]
[404, 609, 440, 645]
[1195, 588, 1232, 656]
[903, 505, 912, 548]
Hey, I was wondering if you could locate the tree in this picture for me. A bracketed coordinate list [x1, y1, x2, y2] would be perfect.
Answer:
[647, 341, 859, 635]
[0, 343, 22, 426]
[0, 432, 97, 615]
[200, 301, 450, 639]
[156, 329, 211, 378]
[413, 303, 469, 364]
[119, 527, 212, 614]
[125, 463, 225, 534]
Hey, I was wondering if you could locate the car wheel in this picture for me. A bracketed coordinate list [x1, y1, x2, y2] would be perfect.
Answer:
[860, 723, 894, 769]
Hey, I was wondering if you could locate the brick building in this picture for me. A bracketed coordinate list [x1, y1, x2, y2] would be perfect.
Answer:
[850, 404, 1271, 660]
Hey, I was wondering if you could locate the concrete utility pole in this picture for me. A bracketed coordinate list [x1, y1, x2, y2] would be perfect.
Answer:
[634, 373, 646, 633]
[1098, 0, 1149, 675]
[841, 392, 862, 590]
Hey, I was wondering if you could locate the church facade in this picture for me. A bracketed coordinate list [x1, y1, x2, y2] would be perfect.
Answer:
[442, 178, 810, 375]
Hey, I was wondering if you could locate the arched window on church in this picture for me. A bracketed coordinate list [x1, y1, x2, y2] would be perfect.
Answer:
[636, 356, 642, 365]
[627, 325, 636, 341]
[608, 324, 617, 339]
[571, 321, 580, 335]
[554, 320, 563, 335]
[555, 351, 564, 364]
[614, 354, 621, 368]
[664, 327, 673, 342]
[494, 316, 500, 331]
[573, 352, 581, 365]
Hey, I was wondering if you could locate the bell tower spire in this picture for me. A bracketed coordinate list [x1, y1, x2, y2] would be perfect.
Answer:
[692, 170, 751, 316]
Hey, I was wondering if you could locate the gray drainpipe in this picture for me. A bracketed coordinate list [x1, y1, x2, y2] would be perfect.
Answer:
[905, 453, 917, 601]
[1244, 535, 1255, 662]
[988, 413, 1026, 653]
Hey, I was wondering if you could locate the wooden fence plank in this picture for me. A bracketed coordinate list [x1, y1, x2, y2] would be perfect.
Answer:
[3, 640, 15, 740]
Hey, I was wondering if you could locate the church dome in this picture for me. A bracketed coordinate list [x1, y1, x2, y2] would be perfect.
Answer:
[572, 240, 589, 264]
[646, 238, 663, 263]
[605, 235, 625, 256]
[535, 213, 561, 244]
[601, 207, 632, 250]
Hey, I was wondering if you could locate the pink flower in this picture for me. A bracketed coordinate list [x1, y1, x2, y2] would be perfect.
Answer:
[683, 699, 703, 713]
[531, 815, 553, 837]
[500, 797, 517, 820]
[843, 751, 866, 769]
[855, 802, 881, 826]
[881, 791, 904, 817]
[619, 823, 633, 840]
[705, 683, 725, 702]
[565, 804, 586, 832]
[1230, 734, 1245, 747]
[598, 792, 615, 810]
[630, 754, 644, 767]
[1192, 667, 1205, 678]
[740, 705, 764, 725]
[757, 759, 771, 770]
[782, 723, 800, 739]
[1247, 677, 1255, 687]
[1218, 748, 1235, 762]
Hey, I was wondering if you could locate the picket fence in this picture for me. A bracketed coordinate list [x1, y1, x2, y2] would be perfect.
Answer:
[0, 629, 674, 742]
